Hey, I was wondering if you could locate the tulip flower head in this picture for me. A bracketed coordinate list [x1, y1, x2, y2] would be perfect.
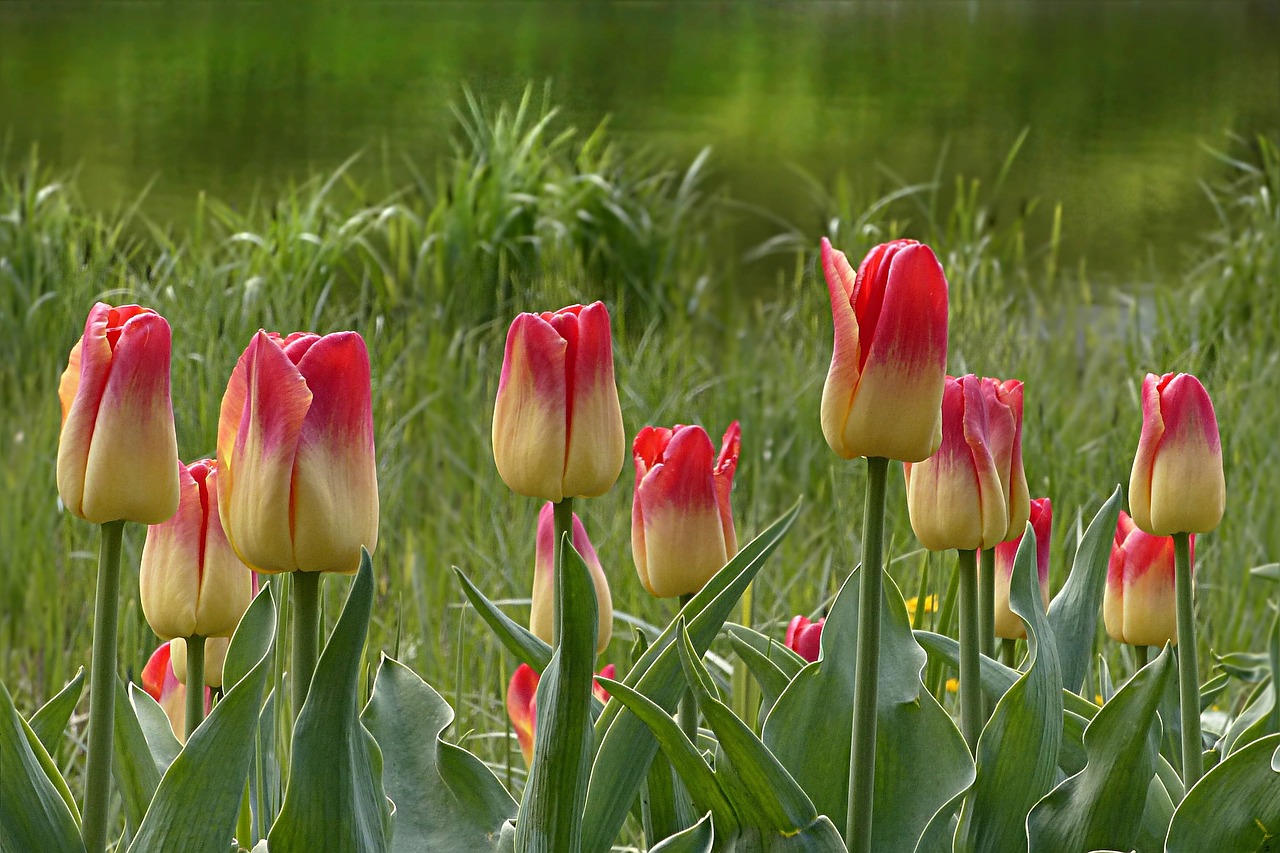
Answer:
[785, 615, 824, 663]
[905, 375, 1009, 551]
[1129, 372, 1226, 536]
[506, 662, 616, 766]
[529, 502, 614, 654]
[993, 497, 1052, 640]
[217, 330, 379, 574]
[820, 238, 949, 462]
[141, 642, 210, 743]
[632, 422, 741, 599]
[1104, 511, 1190, 647]
[980, 377, 1030, 541]
[171, 635, 230, 689]
[57, 302, 180, 524]
[492, 302, 626, 502]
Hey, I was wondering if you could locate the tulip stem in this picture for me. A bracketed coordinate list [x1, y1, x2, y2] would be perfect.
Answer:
[1001, 638, 1017, 669]
[678, 593, 699, 746]
[291, 571, 321, 717]
[1173, 532, 1202, 787]
[82, 519, 125, 853]
[957, 548, 983, 751]
[1134, 644, 1150, 671]
[978, 548, 996, 660]
[552, 498, 574, 647]
[846, 455, 888, 853]
[185, 634, 206, 737]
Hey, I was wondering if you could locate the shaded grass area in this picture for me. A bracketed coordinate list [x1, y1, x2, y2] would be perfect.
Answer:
[1, 92, 1277, 779]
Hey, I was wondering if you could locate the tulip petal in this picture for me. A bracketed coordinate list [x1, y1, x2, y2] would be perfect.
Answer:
[713, 422, 741, 558]
[1128, 374, 1165, 534]
[562, 302, 625, 499]
[140, 462, 204, 639]
[57, 305, 125, 518]
[1147, 374, 1226, 534]
[507, 664, 539, 766]
[961, 376, 1009, 549]
[193, 464, 255, 635]
[819, 239, 863, 458]
[493, 314, 569, 501]
[907, 377, 993, 550]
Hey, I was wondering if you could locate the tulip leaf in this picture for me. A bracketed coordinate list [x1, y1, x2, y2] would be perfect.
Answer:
[763, 567, 972, 851]
[362, 655, 516, 851]
[914, 791, 966, 853]
[1250, 563, 1280, 583]
[0, 680, 84, 853]
[1047, 485, 1122, 695]
[127, 587, 276, 853]
[453, 566, 553, 672]
[726, 625, 804, 719]
[269, 553, 392, 853]
[1165, 733, 1280, 852]
[112, 675, 164, 832]
[29, 668, 85, 755]
[128, 683, 181, 774]
[1027, 643, 1174, 851]
[224, 580, 282, 689]
[725, 623, 807, 680]
[956, 523, 1063, 853]
[581, 500, 801, 853]
[649, 812, 714, 853]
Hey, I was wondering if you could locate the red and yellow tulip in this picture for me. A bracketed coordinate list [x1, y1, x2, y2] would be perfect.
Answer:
[506, 662, 616, 766]
[993, 497, 1052, 640]
[1104, 511, 1190, 646]
[529, 502, 613, 654]
[980, 377, 1029, 541]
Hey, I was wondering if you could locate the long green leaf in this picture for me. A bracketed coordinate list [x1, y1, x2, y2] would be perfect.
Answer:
[649, 813, 714, 853]
[1165, 733, 1280, 852]
[29, 668, 85, 755]
[112, 675, 163, 833]
[453, 566, 553, 672]
[727, 628, 801, 720]
[0, 680, 85, 853]
[128, 683, 181, 775]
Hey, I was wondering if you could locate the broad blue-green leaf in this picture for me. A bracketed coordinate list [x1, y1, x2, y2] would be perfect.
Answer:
[29, 668, 85, 754]
[453, 566, 553, 672]
[582, 501, 801, 853]
[1047, 486, 1122, 694]
[112, 675, 163, 832]
[1219, 609, 1280, 756]
[956, 524, 1063, 853]
[1165, 733, 1280, 852]
[363, 655, 516, 851]
[0, 680, 84, 853]
[764, 569, 972, 850]
[1027, 644, 1174, 851]
[515, 535, 597, 853]
[650, 812, 714, 853]
[269, 553, 392, 853]
[914, 791, 965, 853]
[127, 587, 276, 853]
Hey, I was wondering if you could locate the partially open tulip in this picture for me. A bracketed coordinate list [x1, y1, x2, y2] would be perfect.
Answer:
[1104, 511, 1191, 646]
[785, 615, 824, 663]
[981, 378, 1029, 541]
[993, 498, 1052, 640]
[217, 330, 379, 574]
[140, 642, 210, 743]
[1129, 372, 1225, 536]
[171, 635, 230, 689]
[529, 502, 613, 654]
[140, 459, 255, 641]
[632, 422, 740, 599]
[57, 302, 180, 524]
[820, 238, 949, 462]
[492, 302, 625, 502]
[905, 375, 1008, 551]
[506, 662, 616, 766]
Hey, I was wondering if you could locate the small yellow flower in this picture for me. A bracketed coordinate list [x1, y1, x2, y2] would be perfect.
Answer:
[906, 594, 939, 619]
[1095, 694, 1105, 706]
[945, 678, 959, 693]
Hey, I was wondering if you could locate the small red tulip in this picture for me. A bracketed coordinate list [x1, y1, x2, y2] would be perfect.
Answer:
[506, 662, 616, 766]
[529, 502, 613, 654]
[785, 615, 824, 663]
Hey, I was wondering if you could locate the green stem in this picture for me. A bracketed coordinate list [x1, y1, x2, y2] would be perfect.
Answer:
[291, 571, 321, 717]
[1001, 638, 1017, 669]
[1134, 643, 1150, 671]
[1173, 532, 1202, 787]
[82, 519, 125, 853]
[678, 593, 699, 746]
[184, 634, 206, 739]
[846, 456, 888, 852]
[552, 498, 574, 647]
[979, 548, 996, 660]
[957, 548, 983, 750]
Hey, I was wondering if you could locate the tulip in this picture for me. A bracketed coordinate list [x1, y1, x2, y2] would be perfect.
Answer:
[980, 378, 1029, 541]
[171, 635, 230, 688]
[140, 459, 255, 641]
[506, 662, 615, 766]
[530, 503, 613, 654]
[1129, 372, 1225, 536]
[217, 330, 379, 574]
[785, 615, 824, 663]
[993, 498, 1052, 640]
[819, 238, 949, 463]
[632, 422, 741, 599]
[140, 642, 210, 743]
[1104, 511, 1190, 647]
[57, 302, 180, 524]
[905, 375, 1009, 552]
[492, 302, 625, 502]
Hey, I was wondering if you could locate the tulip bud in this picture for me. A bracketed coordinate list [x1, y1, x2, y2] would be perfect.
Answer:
[632, 422, 740, 598]
[980, 378, 1030, 541]
[785, 615, 824, 662]
[492, 302, 626, 502]
[993, 498, 1052, 640]
[506, 662, 616, 766]
[140, 459, 255, 641]
[905, 375, 1008, 551]
[1129, 372, 1225, 535]
[217, 330, 379, 574]
[140, 642, 210, 743]
[1104, 511, 1190, 646]
[170, 635, 230, 688]
[529, 502, 613, 654]
[820, 238, 949, 462]
[57, 302, 180, 524]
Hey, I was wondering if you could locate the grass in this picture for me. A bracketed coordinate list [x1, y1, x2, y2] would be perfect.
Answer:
[1, 90, 1277, 786]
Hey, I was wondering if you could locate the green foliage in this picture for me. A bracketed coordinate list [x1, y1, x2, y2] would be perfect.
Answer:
[1165, 733, 1280, 852]
[28, 667, 84, 754]
[0, 680, 84, 853]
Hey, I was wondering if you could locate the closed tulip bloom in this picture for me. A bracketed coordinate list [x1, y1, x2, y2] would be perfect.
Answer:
[492, 302, 625, 502]
[529, 502, 614, 654]
[1129, 372, 1226, 536]
[993, 498, 1052, 640]
[171, 635, 230, 689]
[57, 302, 180, 524]
[632, 422, 741, 599]
[140, 459, 255, 640]
[506, 662, 616, 766]
[981, 378, 1030, 542]
[905, 375, 1008, 551]
[820, 238, 949, 462]
[217, 330, 379, 574]
[141, 642, 210, 743]
[785, 615, 824, 663]
[1104, 512, 1190, 646]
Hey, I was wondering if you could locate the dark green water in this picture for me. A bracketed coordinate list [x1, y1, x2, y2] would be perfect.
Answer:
[2, 1, 1277, 278]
